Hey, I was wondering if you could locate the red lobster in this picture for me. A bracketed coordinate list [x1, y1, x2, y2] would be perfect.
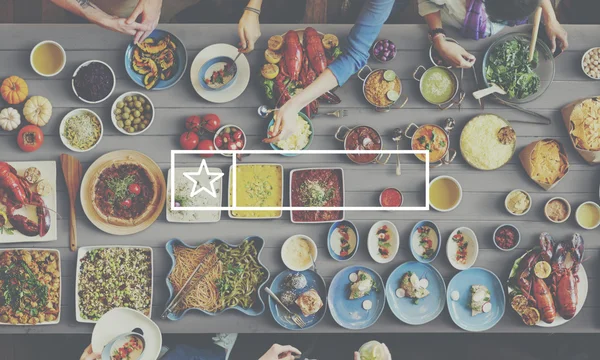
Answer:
[551, 234, 584, 320]
[0, 162, 50, 237]
[304, 27, 328, 75]
[281, 31, 303, 81]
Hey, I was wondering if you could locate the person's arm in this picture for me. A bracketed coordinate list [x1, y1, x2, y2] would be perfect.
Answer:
[423, 11, 476, 68]
[267, 0, 394, 143]
[79, 344, 100, 360]
[127, 0, 163, 44]
[50, 0, 151, 37]
[259, 344, 301, 360]
[238, 0, 263, 53]
[540, 0, 568, 53]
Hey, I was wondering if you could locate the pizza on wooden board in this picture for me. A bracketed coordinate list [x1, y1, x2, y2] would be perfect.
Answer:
[90, 160, 159, 226]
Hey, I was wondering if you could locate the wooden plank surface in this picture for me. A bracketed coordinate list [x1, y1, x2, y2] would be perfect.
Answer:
[0, 24, 599, 334]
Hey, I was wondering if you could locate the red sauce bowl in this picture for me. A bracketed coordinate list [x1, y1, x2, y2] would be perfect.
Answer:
[380, 188, 403, 207]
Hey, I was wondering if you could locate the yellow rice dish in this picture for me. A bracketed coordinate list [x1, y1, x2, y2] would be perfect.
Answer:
[569, 98, 600, 151]
[460, 114, 515, 170]
[229, 164, 283, 218]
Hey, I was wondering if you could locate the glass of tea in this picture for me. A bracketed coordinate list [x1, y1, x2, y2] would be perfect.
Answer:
[30, 40, 66, 77]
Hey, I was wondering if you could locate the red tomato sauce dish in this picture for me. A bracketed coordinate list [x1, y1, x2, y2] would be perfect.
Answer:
[380, 188, 402, 207]
[290, 168, 344, 223]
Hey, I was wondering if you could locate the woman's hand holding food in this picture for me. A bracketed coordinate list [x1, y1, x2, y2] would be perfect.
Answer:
[263, 101, 301, 144]
[258, 344, 301, 360]
[433, 37, 476, 68]
[127, 0, 163, 44]
[80, 344, 101, 360]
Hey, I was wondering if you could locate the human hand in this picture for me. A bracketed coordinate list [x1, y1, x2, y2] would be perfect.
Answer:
[104, 17, 150, 36]
[127, 0, 162, 44]
[258, 344, 301, 360]
[80, 344, 101, 360]
[263, 102, 300, 144]
[543, 18, 568, 53]
[353, 343, 392, 360]
[433, 37, 476, 68]
[238, 10, 261, 53]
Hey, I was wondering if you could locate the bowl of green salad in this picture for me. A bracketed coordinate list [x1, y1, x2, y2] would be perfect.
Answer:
[482, 32, 555, 104]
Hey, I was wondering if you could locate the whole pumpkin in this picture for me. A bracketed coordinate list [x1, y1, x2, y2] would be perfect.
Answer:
[23, 96, 52, 126]
[0, 107, 21, 131]
[1, 76, 28, 105]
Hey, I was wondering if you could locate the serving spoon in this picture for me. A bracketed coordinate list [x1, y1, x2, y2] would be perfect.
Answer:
[257, 105, 276, 118]
[473, 83, 507, 100]
[392, 128, 403, 176]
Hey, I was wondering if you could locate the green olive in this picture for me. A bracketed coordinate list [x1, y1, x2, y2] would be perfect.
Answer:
[140, 97, 146, 104]
[123, 107, 131, 113]
[115, 108, 122, 115]
[125, 96, 132, 102]
[127, 127, 135, 133]
[140, 123, 146, 130]
[133, 110, 141, 117]
[117, 120, 124, 128]
[133, 118, 141, 125]
[143, 120, 150, 126]
[117, 101, 124, 108]
[144, 105, 151, 111]
[134, 124, 140, 131]
[134, 101, 142, 108]
[125, 120, 132, 126]
[132, 95, 138, 101]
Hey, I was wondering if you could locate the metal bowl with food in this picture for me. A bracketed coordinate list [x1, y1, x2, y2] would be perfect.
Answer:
[357, 65, 408, 112]
[482, 32, 555, 104]
[404, 118, 456, 168]
[413, 65, 463, 110]
[429, 37, 459, 68]
[334, 125, 390, 165]
[460, 114, 516, 170]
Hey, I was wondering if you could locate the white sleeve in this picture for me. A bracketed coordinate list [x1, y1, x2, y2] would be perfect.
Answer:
[418, 0, 444, 16]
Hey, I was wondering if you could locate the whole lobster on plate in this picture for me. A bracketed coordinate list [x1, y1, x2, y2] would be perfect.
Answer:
[513, 232, 584, 323]
[273, 27, 341, 118]
[0, 162, 50, 237]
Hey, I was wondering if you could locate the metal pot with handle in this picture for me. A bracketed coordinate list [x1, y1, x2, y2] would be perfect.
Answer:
[404, 118, 457, 168]
[413, 65, 465, 110]
[357, 65, 408, 112]
[334, 125, 391, 165]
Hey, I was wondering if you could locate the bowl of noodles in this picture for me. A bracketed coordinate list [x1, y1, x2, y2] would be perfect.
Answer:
[164, 237, 270, 319]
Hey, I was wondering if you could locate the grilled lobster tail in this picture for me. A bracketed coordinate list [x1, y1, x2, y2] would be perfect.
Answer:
[303, 27, 328, 75]
[282, 31, 303, 81]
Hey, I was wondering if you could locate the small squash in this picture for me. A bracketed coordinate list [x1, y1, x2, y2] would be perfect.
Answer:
[23, 96, 52, 126]
[0, 107, 21, 131]
[1, 76, 29, 105]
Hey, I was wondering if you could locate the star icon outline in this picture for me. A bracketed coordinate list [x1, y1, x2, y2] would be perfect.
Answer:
[182, 159, 224, 199]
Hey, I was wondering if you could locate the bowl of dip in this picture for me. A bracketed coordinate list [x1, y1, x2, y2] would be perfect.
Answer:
[379, 188, 402, 207]
[544, 197, 571, 224]
[199, 56, 237, 91]
[505, 189, 532, 216]
[413, 65, 461, 109]
[281, 235, 317, 271]
[575, 201, 600, 230]
[328, 220, 359, 261]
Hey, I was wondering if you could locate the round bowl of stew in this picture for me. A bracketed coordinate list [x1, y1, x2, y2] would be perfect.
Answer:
[334, 125, 388, 164]
[404, 118, 456, 167]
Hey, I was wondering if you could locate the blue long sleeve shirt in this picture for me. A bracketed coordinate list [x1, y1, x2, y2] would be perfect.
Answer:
[328, 0, 396, 86]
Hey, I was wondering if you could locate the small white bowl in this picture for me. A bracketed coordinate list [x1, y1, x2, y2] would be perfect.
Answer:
[581, 47, 600, 80]
[111, 91, 155, 136]
[504, 189, 532, 216]
[429, 175, 463, 212]
[447, 227, 478, 270]
[214, 124, 246, 156]
[30, 40, 66, 77]
[72, 60, 116, 104]
[367, 220, 399, 264]
[544, 197, 571, 224]
[59, 108, 103, 152]
[281, 235, 317, 271]
[492, 224, 521, 251]
[575, 201, 600, 230]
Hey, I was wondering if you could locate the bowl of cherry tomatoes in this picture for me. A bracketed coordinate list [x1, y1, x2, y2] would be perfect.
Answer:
[178, 114, 222, 157]
[213, 124, 246, 156]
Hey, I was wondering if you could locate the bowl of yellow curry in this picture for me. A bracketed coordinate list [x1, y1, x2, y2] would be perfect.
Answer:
[228, 164, 284, 219]
[404, 118, 456, 168]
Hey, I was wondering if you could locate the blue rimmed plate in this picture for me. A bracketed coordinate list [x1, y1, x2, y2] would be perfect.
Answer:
[410, 220, 441, 263]
[327, 220, 359, 261]
[125, 29, 187, 90]
[446, 267, 505, 332]
[268, 269, 327, 330]
[328, 266, 385, 330]
[267, 112, 314, 156]
[385, 261, 445, 325]
[164, 237, 270, 320]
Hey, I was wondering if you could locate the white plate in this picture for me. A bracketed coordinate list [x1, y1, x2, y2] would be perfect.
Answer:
[75, 246, 154, 323]
[0, 161, 57, 243]
[367, 220, 399, 264]
[92, 308, 161, 360]
[0, 248, 61, 325]
[166, 167, 222, 223]
[59, 108, 103, 152]
[447, 227, 479, 270]
[190, 44, 250, 103]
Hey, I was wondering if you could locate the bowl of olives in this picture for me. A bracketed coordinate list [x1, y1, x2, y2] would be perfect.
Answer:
[111, 91, 155, 135]
[371, 39, 396, 63]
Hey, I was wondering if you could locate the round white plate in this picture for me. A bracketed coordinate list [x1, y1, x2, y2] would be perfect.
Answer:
[91, 308, 162, 360]
[190, 44, 250, 103]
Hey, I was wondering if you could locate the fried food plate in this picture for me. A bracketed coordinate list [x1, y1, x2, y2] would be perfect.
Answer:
[80, 150, 166, 235]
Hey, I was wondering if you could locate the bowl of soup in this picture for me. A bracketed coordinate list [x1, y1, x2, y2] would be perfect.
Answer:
[429, 175, 462, 212]
[404, 118, 456, 167]
[30, 40, 66, 77]
[281, 235, 317, 271]
[334, 125, 389, 165]
[413, 65, 460, 109]
[576, 201, 600, 230]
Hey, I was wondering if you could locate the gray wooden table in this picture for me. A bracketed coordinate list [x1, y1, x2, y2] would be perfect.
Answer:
[0, 24, 598, 334]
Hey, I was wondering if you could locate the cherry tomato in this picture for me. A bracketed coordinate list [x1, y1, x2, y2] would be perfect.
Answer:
[197, 139, 215, 158]
[214, 136, 223, 148]
[180, 131, 200, 150]
[128, 183, 141, 196]
[120, 198, 132, 209]
[17, 125, 44, 152]
[202, 114, 221, 133]
[232, 130, 243, 141]
[185, 115, 202, 133]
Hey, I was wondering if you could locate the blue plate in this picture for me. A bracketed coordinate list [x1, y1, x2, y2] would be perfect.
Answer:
[164, 237, 270, 320]
[267, 112, 314, 156]
[409, 220, 441, 263]
[328, 266, 385, 330]
[385, 261, 445, 325]
[268, 269, 327, 330]
[198, 56, 237, 91]
[125, 29, 187, 90]
[446, 267, 505, 332]
[327, 220, 359, 261]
